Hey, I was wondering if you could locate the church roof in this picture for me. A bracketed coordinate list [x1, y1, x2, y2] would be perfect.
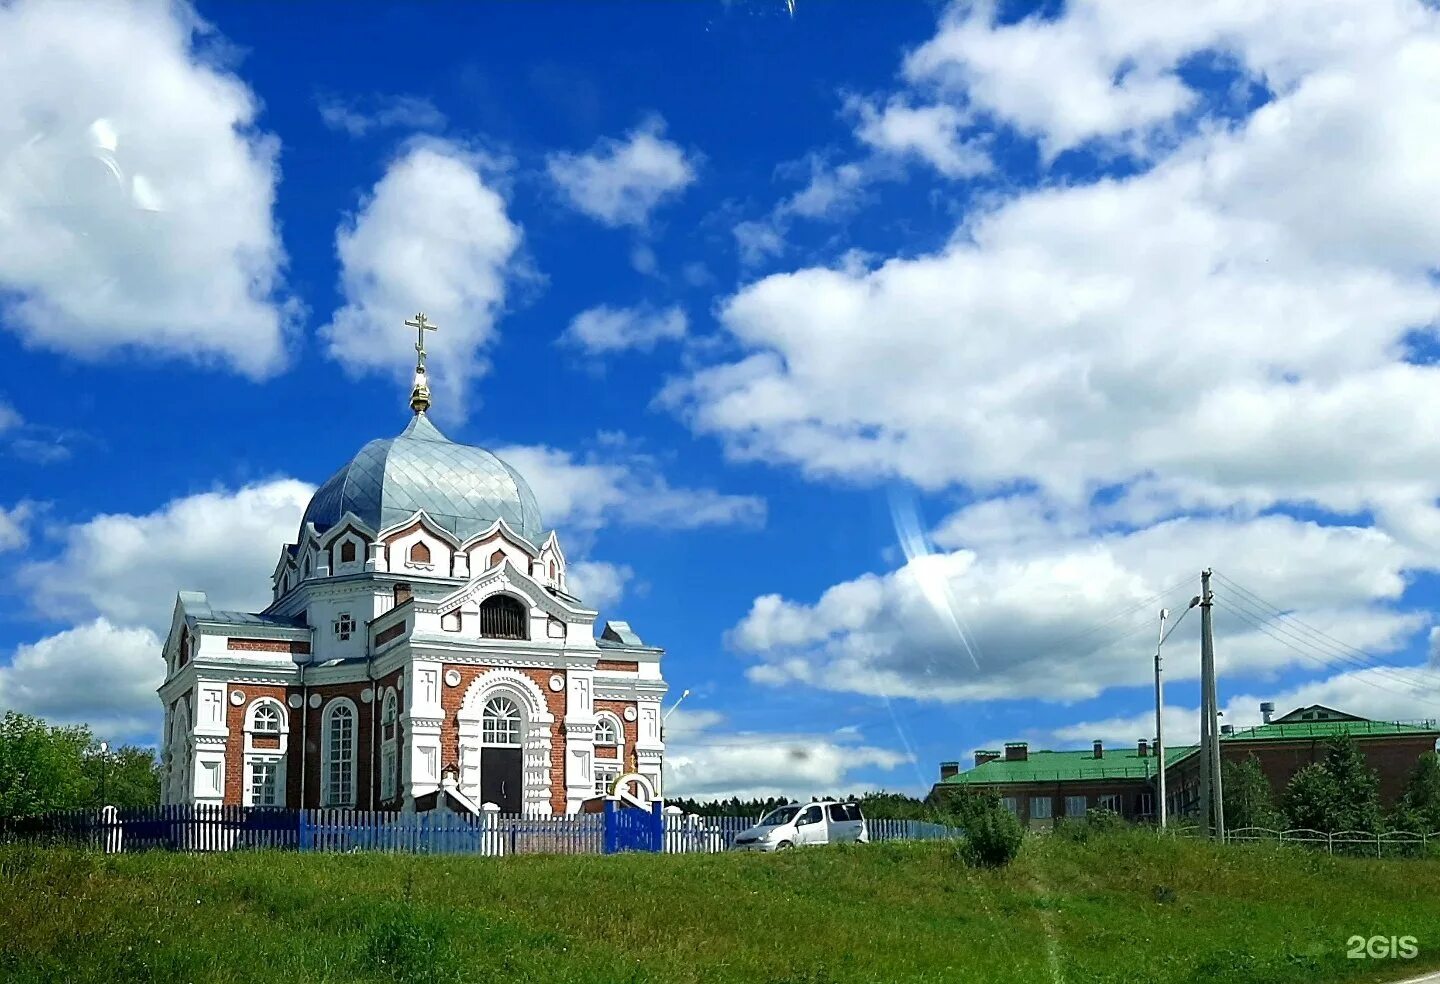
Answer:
[300, 413, 544, 546]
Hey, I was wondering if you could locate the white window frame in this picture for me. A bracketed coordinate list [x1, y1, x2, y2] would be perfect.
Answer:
[322, 698, 358, 808]
[1065, 795, 1088, 817]
[379, 689, 399, 802]
[481, 696, 522, 746]
[333, 612, 355, 641]
[1030, 796, 1053, 820]
[1001, 796, 1019, 816]
[1098, 793, 1122, 813]
[242, 698, 289, 808]
[594, 765, 620, 798]
[594, 714, 621, 747]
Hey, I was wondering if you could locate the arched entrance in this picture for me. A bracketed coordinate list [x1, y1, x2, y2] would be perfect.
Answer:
[456, 670, 555, 815]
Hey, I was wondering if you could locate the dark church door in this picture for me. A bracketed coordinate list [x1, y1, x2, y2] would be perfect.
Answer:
[481, 748, 523, 813]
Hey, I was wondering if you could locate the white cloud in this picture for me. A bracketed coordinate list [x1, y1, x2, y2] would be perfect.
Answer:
[731, 507, 1426, 704]
[733, 219, 788, 268]
[321, 141, 522, 419]
[848, 96, 989, 178]
[547, 117, 696, 228]
[317, 92, 446, 137]
[19, 479, 313, 634]
[0, 402, 19, 432]
[495, 440, 765, 535]
[663, 708, 910, 801]
[0, 618, 162, 740]
[566, 560, 633, 611]
[0, 0, 293, 377]
[0, 501, 35, 551]
[665, 2, 1440, 530]
[561, 304, 687, 355]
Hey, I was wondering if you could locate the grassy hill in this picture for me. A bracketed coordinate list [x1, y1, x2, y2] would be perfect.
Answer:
[1, 832, 1438, 984]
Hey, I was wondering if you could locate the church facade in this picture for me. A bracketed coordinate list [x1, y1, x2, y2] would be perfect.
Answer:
[154, 316, 667, 814]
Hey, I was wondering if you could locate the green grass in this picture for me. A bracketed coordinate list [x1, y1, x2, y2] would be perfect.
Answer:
[1, 832, 1438, 983]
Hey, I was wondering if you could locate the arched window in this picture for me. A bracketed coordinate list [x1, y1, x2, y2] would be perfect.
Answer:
[478, 595, 527, 640]
[410, 541, 431, 564]
[251, 702, 282, 734]
[322, 700, 356, 807]
[489, 549, 504, 568]
[340, 541, 356, 563]
[244, 699, 288, 807]
[481, 696, 521, 745]
[380, 690, 399, 802]
[595, 716, 620, 747]
[548, 560, 557, 580]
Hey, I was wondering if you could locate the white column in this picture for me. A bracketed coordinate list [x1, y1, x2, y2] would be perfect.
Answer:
[564, 670, 596, 812]
[404, 662, 443, 799]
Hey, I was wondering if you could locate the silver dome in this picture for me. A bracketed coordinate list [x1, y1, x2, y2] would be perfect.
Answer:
[300, 414, 544, 546]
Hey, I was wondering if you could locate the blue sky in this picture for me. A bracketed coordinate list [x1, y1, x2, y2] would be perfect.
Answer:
[3, 0, 1440, 800]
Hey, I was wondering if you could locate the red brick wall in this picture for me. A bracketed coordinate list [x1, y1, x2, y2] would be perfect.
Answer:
[227, 637, 311, 655]
[595, 699, 638, 772]
[440, 665, 568, 813]
[596, 659, 638, 672]
[294, 681, 379, 809]
[1218, 736, 1437, 807]
[222, 685, 290, 806]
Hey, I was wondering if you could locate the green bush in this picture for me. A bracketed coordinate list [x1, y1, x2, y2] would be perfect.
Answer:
[958, 802, 1025, 867]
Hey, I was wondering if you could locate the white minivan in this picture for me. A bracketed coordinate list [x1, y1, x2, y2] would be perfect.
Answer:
[731, 800, 868, 851]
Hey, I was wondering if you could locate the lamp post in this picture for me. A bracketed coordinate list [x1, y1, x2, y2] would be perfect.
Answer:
[1154, 597, 1199, 829]
[95, 740, 110, 807]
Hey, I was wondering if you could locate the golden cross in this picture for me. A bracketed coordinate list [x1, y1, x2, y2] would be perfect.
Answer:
[404, 312, 438, 367]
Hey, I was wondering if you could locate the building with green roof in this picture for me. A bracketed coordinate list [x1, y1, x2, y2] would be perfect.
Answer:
[931, 704, 1439, 827]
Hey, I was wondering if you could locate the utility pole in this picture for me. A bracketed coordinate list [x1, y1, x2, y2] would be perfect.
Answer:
[1198, 569, 1224, 840]
[1154, 608, 1169, 829]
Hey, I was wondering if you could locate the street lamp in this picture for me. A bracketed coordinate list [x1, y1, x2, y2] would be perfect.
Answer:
[1154, 597, 1199, 829]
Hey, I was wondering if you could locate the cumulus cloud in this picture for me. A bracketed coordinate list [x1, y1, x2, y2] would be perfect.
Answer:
[0, 501, 36, 551]
[561, 303, 687, 355]
[317, 92, 446, 137]
[0, 619, 163, 740]
[496, 440, 765, 536]
[566, 560, 634, 611]
[0, 0, 294, 377]
[321, 141, 523, 420]
[665, 1, 1440, 531]
[663, 708, 910, 801]
[732, 507, 1425, 704]
[847, 96, 989, 178]
[547, 117, 696, 228]
[18, 479, 314, 634]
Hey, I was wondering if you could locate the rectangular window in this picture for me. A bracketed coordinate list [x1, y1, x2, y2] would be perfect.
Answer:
[249, 760, 279, 807]
[1098, 794, 1122, 812]
[827, 804, 848, 822]
[326, 710, 354, 806]
[380, 744, 396, 801]
[1030, 796, 1053, 819]
[1135, 792, 1153, 816]
[1064, 795, 1087, 817]
[594, 768, 619, 798]
[1000, 797, 1020, 816]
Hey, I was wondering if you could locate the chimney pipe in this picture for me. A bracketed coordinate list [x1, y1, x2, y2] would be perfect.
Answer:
[1260, 701, 1275, 724]
[1004, 742, 1028, 762]
[940, 761, 960, 780]
[1221, 724, 1234, 735]
[1093, 740, 1103, 759]
[974, 749, 1000, 767]
[1137, 738, 1149, 758]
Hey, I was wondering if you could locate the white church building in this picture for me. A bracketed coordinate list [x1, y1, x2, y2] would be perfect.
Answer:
[155, 315, 668, 814]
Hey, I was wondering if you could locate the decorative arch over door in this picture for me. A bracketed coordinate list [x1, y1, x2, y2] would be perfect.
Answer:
[456, 670, 554, 815]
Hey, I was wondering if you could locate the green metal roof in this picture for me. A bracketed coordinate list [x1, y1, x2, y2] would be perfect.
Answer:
[939, 745, 1197, 786]
[1219, 719, 1439, 743]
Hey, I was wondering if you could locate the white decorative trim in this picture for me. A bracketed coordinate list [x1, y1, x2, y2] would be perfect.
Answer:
[456, 669, 555, 815]
[623, 706, 637, 722]
[308, 693, 321, 708]
[548, 674, 564, 692]
[444, 669, 461, 687]
[361, 688, 374, 704]
[230, 690, 245, 706]
[287, 694, 303, 709]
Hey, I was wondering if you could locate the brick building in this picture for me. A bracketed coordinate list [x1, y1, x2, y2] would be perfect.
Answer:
[156, 321, 667, 814]
[931, 704, 1438, 827]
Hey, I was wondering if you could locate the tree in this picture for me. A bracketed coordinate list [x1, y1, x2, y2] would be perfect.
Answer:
[1281, 735, 1382, 833]
[1392, 752, 1440, 833]
[0, 712, 161, 819]
[1223, 755, 1283, 830]
[0, 712, 92, 819]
